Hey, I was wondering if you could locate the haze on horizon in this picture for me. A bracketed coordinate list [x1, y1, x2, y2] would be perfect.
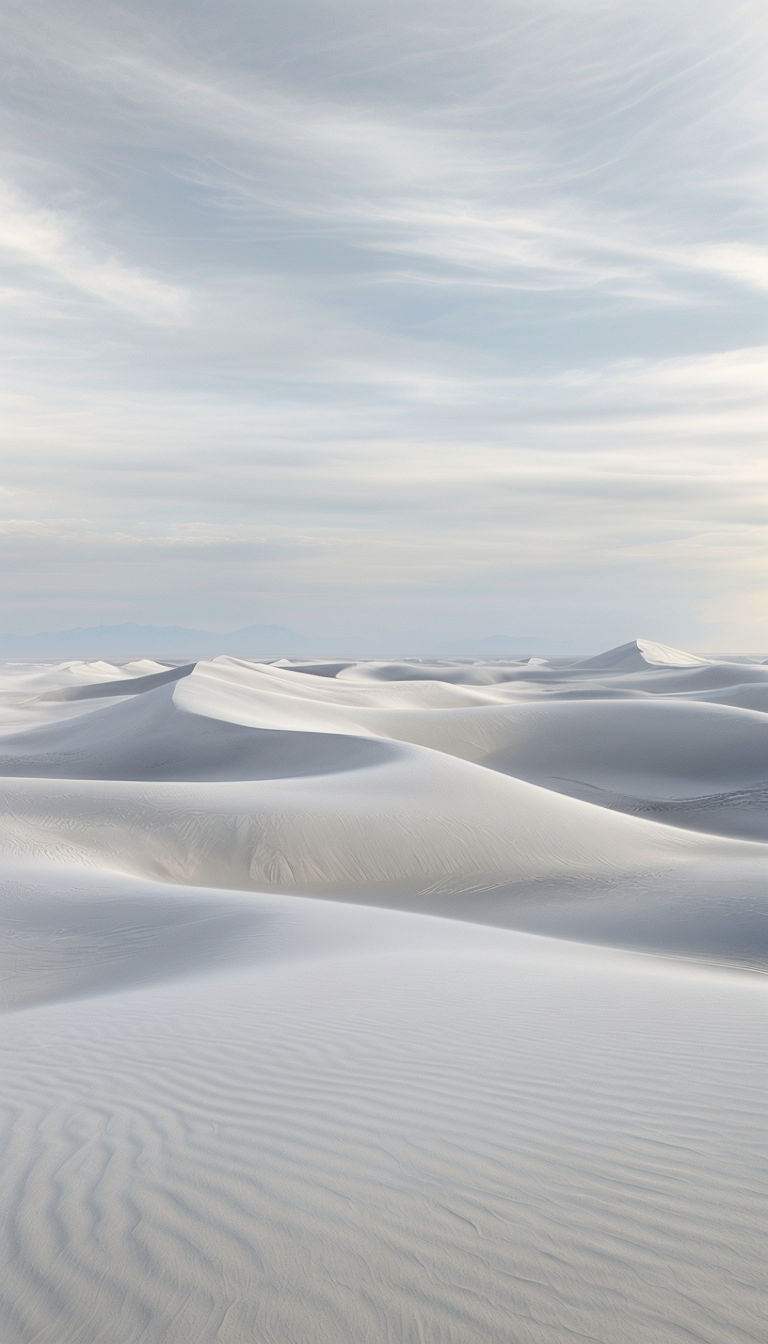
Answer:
[2, 0, 767, 652]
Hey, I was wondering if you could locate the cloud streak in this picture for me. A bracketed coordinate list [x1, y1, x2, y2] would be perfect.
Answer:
[0, 179, 190, 321]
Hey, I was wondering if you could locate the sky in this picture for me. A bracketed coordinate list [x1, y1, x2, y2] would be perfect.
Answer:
[1, 0, 767, 652]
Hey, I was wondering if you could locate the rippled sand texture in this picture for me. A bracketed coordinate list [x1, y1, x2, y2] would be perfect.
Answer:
[2, 640, 767, 1342]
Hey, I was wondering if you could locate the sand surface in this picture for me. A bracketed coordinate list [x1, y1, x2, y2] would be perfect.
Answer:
[2, 640, 767, 1341]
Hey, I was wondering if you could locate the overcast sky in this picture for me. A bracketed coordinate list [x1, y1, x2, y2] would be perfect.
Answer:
[2, 0, 767, 651]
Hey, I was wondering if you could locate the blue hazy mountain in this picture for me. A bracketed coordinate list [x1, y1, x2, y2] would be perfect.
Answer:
[0, 623, 303, 660]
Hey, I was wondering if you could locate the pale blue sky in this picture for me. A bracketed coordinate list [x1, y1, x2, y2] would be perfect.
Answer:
[2, 0, 767, 650]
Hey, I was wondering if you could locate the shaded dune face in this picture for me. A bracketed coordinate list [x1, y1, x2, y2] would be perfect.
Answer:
[34, 662, 195, 701]
[0, 864, 271, 1012]
[0, 684, 401, 781]
[2, 642, 768, 1344]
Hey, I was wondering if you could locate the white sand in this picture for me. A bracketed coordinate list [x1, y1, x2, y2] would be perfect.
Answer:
[1, 640, 767, 1342]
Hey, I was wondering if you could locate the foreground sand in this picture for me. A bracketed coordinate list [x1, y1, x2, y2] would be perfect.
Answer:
[2, 640, 767, 1341]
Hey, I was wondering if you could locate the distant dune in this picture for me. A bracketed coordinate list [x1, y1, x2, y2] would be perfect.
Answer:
[2, 640, 767, 1343]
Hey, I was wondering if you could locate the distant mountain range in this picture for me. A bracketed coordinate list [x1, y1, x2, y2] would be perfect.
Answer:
[0, 622, 303, 660]
[0, 622, 573, 661]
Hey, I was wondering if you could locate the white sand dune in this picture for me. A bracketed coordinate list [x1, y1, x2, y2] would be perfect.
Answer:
[571, 636, 709, 670]
[2, 642, 767, 1342]
[2, 658, 133, 693]
[33, 662, 194, 702]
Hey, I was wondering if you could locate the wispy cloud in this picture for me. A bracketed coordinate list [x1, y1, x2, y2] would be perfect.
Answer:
[1, 1, 767, 645]
[0, 179, 190, 322]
